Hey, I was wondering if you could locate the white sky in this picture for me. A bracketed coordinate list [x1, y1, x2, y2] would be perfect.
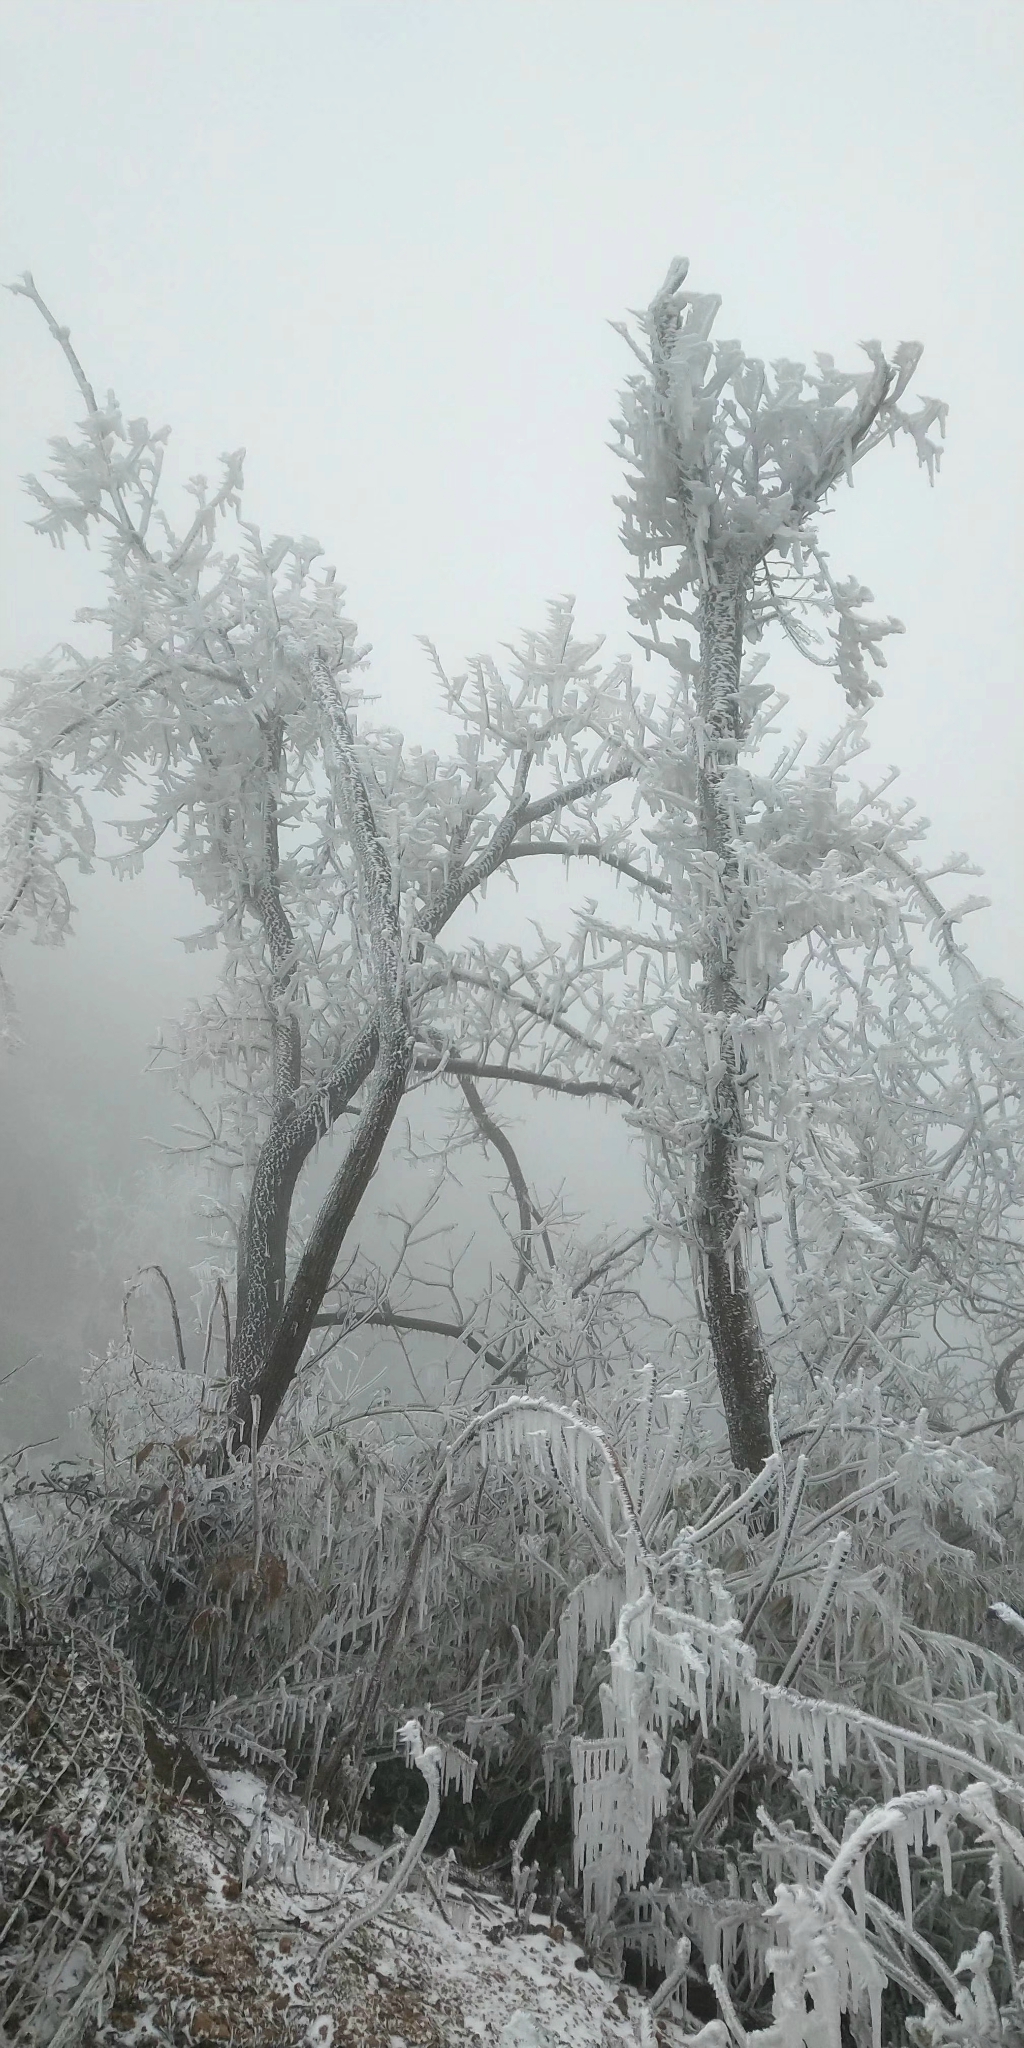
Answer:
[1, 0, 1022, 1377]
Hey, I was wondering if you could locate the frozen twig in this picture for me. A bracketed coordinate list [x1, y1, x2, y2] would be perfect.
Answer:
[317, 1720, 443, 1968]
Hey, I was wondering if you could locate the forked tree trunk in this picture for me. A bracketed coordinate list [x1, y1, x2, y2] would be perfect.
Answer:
[230, 660, 415, 1449]
[236, 1021, 413, 1447]
[224, 671, 639, 1450]
[231, 1023, 379, 1403]
[694, 568, 775, 1471]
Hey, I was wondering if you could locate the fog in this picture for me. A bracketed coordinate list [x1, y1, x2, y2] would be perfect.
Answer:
[1, 0, 1021, 1451]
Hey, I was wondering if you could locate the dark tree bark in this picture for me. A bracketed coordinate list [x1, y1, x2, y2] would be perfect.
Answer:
[693, 571, 775, 1471]
[232, 1021, 379, 1401]
[240, 1020, 414, 1446]
[232, 663, 412, 1443]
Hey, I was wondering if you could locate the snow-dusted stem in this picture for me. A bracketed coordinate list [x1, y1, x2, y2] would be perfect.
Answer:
[318, 1720, 442, 1967]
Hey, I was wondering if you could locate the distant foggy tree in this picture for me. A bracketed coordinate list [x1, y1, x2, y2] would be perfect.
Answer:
[3, 264, 1023, 1469]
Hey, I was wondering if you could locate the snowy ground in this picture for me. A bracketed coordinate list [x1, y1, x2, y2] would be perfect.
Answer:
[97, 1766, 693, 2048]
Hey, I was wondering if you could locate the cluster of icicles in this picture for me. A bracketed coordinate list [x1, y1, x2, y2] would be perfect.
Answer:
[472, 1397, 1024, 2048]
[701, 1010, 788, 1100]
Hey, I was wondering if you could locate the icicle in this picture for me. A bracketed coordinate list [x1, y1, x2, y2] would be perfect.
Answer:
[676, 1738, 692, 1816]
[937, 1823, 954, 1898]
[574, 1427, 589, 1508]
[869, 1976, 882, 2048]
[851, 1851, 868, 1925]
[928, 1804, 954, 1896]
[687, 1238, 702, 1296]
[808, 1703, 827, 1791]
[740, 1677, 763, 1755]
[893, 1820, 913, 1929]
[554, 1591, 581, 1729]
[828, 1708, 848, 1773]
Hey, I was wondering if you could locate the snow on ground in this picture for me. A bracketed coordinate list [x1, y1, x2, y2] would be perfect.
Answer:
[1, 1624, 699, 2046]
[158, 1767, 689, 2048]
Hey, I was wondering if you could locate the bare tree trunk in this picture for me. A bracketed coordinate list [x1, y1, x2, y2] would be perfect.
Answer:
[232, 660, 414, 1444]
[231, 715, 308, 1395]
[237, 1020, 413, 1445]
[227, 686, 640, 1444]
[231, 1024, 378, 1397]
[694, 569, 775, 1471]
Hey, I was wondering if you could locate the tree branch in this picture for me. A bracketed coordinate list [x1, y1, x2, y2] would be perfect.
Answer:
[503, 841, 670, 896]
[122, 1265, 188, 1373]
[10, 273, 152, 555]
[443, 966, 640, 1080]
[518, 760, 640, 829]
[487, 1224, 655, 1388]
[310, 1303, 508, 1376]
[457, 1073, 535, 1293]
[419, 1058, 635, 1104]
[993, 1335, 1024, 1416]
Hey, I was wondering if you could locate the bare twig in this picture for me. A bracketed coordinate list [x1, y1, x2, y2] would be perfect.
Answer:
[122, 1264, 188, 1373]
[202, 1277, 232, 1378]
[457, 1072, 537, 1294]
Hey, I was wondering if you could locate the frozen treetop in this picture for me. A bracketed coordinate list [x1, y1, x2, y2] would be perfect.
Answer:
[613, 255, 948, 707]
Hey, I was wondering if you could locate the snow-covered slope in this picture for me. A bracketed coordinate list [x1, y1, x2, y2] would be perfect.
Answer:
[96, 1766, 695, 2048]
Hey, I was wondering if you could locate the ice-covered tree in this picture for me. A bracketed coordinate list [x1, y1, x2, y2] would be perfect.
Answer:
[0, 277, 655, 1446]
[594, 260, 1024, 1467]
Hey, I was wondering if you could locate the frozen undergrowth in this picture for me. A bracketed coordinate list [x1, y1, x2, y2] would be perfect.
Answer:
[5, 1342, 1024, 2046]
[0, 1623, 158, 2048]
[0, 1627, 686, 2048]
